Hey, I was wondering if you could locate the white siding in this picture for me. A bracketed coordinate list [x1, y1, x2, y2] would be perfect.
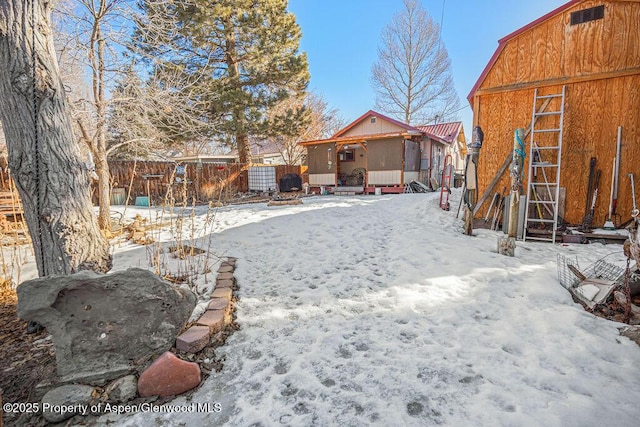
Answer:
[309, 173, 335, 185]
[368, 170, 401, 185]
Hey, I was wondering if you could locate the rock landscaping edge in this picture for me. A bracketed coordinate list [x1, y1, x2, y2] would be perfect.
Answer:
[4, 257, 240, 426]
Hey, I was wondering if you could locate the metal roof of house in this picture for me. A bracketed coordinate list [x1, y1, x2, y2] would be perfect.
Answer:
[414, 122, 464, 145]
[299, 111, 465, 147]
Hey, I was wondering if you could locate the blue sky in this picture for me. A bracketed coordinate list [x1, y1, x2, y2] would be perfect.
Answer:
[288, 0, 568, 134]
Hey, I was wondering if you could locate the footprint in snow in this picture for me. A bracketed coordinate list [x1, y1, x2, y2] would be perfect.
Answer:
[274, 361, 290, 374]
[406, 401, 424, 416]
[321, 378, 336, 387]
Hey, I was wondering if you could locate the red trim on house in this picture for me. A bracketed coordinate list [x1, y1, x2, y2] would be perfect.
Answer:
[332, 109, 424, 138]
[466, 0, 583, 104]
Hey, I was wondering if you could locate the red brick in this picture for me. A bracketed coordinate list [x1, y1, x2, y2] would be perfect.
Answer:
[217, 272, 234, 281]
[138, 352, 200, 397]
[207, 298, 230, 311]
[212, 288, 232, 300]
[216, 278, 234, 289]
[175, 326, 211, 353]
[196, 310, 224, 333]
[217, 264, 234, 273]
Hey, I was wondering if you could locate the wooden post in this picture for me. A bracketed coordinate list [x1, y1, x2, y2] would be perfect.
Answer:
[508, 128, 525, 238]
[499, 128, 525, 256]
[463, 157, 477, 236]
[463, 126, 484, 236]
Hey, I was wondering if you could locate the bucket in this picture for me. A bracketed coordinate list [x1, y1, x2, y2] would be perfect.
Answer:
[135, 196, 149, 207]
[374, 187, 382, 196]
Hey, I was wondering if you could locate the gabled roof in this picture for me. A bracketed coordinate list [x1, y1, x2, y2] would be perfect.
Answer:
[299, 109, 424, 146]
[415, 122, 464, 145]
[467, 0, 582, 103]
[332, 109, 424, 138]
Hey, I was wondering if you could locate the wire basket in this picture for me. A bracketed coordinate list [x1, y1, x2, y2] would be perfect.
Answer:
[557, 254, 626, 289]
[557, 254, 581, 289]
[583, 259, 626, 283]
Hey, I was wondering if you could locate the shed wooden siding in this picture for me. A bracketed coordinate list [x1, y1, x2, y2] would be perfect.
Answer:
[476, 1, 640, 96]
[307, 143, 336, 175]
[367, 138, 404, 171]
[404, 140, 421, 171]
[472, 0, 640, 225]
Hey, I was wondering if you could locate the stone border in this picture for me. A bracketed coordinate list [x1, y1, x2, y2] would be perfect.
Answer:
[175, 258, 237, 353]
[33, 258, 240, 424]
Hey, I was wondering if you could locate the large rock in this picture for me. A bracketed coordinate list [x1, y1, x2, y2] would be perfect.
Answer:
[17, 268, 196, 383]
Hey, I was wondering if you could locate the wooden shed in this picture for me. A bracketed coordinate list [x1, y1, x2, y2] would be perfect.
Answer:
[468, 0, 640, 234]
[299, 110, 465, 194]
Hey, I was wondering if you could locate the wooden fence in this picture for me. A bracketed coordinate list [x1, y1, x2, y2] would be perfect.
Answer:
[105, 161, 305, 205]
[0, 159, 306, 205]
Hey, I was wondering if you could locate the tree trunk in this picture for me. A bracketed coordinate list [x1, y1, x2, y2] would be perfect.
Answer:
[91, 2, 111, 230]
[236, 133, 251, 165]
[223, 16, 251, 165]
[95, 147, 111, 230]
[0, 0, 112, 275]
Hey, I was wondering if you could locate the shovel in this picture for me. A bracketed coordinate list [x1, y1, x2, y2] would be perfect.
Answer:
[604, 157, 616, 230]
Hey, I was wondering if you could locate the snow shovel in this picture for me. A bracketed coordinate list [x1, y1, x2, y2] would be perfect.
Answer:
[630, 173, 638, 218]
[604, 157, 616, 230]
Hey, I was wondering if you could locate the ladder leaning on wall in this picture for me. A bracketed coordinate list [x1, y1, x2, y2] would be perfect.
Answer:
[523, 85, 566, 243]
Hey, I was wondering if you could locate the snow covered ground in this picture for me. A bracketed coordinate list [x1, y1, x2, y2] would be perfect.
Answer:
[16, 189, 640, 426]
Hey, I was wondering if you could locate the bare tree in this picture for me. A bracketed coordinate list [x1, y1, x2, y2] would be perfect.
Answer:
[371, 0, 460, 124]
[0, 0, 112, 275]
[53, 0, 133, 230]
[266, 92, 345, 165]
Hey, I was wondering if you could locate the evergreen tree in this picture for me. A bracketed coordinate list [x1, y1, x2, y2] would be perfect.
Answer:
[134, 0, 310, 163]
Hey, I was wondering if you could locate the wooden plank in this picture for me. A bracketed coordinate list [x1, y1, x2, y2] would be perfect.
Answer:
[532, 21, 547, 82]
[545, 10, 565, 80]
[473, 95, 480, 127]
[535, 15, 565, 80]
[474, 96, 551, 215]
[563, 5, 580, 77]
[474, 66, 640, 97]
[502, 41, 518, 87]
[487, 51, 504, 89]
[619, 74, 640, 220]
[589, 6, 606, 74]
[626, 2, 640, 68]
[516, 32, 532, 84]
[602, 3, 621, 72]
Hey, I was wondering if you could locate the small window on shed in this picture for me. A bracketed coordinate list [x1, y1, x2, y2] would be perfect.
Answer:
[570, 5, 604, 25]
[370, 117, 377, 124]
